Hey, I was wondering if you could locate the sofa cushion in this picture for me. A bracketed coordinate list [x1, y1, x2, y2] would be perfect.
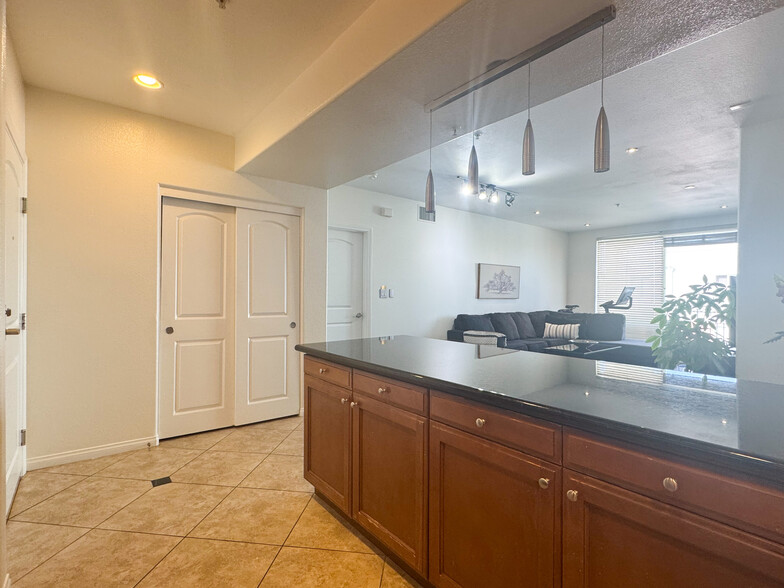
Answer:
[543, 322, 580, 340]
[582, 313, 626, 341]
[489, 313, 520, 340]
[527, 310, 554, 338]
[454, 314, 494, 332]
[504, 339, 529, 350]
[522, 338, 549, 351]
[511, 312, 536, 339]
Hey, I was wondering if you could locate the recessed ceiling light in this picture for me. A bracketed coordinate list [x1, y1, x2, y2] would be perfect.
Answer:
[729, 101, 750, 112]
[683, 185, 696, 190]
[584, 223, 591, 227]
[133, 74, 163, 89]
[534, 210, 541, 215]
[720, 204, 728, 209]
[625, 147, 639, 154]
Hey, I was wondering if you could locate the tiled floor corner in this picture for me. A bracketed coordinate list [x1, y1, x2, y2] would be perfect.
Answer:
[6, 415, 424, 587]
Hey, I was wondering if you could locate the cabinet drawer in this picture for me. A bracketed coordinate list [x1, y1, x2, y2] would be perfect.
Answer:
[353, 371, 427, 415]
[564, 430, 784, 543]
[304, 356, 351, 389]
[430, 391, 561, 464]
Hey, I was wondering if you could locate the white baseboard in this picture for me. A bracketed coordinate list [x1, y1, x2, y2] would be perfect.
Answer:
[26, 436, 159, 471]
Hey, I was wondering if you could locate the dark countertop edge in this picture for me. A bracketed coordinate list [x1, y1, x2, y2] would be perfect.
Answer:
[296, 344, 784, 489]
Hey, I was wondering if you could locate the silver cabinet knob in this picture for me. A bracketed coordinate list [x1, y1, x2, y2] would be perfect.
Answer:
[475, 418, 485, 428]
[340, 398, 348, 404]
[566, 489, 579, 502]
[319, 368, 327, 374]
[538, 477, 550, 490]
[662, 477, 678, 492]
[350, 401, 358, 408]
[377, 387, 387, 394]
[355, 312, 363, 318]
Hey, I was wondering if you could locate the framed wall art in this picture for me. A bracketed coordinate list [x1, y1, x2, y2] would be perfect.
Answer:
[477, 263, 520, 299]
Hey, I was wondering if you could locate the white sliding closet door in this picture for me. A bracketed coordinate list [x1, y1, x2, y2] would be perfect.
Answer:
[159, 199, 236, 438]
[235, 208, 301, 425]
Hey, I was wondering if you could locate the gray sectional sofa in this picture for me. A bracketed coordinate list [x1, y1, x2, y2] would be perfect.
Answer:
[447, 310, 655, 367]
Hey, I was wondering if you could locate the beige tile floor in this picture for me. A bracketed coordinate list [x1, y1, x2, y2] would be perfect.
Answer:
[7, 416, 423, 588]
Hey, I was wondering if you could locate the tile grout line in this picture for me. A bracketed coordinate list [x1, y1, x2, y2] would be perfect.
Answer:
[7, 474, 87, 520]
[131, 536, 186, 587]
[256, 493, 315, 587]
[8, 523, 90, 583]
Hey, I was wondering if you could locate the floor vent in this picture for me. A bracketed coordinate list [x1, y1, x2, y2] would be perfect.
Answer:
[151, 476, 172, 487]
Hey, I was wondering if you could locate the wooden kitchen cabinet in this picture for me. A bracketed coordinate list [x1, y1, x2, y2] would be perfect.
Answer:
[429, 420, 561, 588]
[351, 391, 428, 574]
[304, 373, 352, 515]
[562, 470, 784, 587]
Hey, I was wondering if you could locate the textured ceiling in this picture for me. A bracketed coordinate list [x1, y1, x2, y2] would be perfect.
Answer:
[6, 0, 377, 135]
[239, 0, 784, 187]
[348, 5, 784, 231]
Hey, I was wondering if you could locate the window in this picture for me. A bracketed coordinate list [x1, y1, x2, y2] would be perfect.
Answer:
[596, 235, 664, 340]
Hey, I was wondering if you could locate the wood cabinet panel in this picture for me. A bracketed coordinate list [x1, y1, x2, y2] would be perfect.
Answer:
[429, 421, 560, 588]
[563, 470, 784, 587]
[564, 430, 784, 543]
[304, 375, 351, 515]
[431, 391, 561, 463]
[304, 356, 352, 389]
[354, 370, 428, 415]
[351, 393, 428, 574]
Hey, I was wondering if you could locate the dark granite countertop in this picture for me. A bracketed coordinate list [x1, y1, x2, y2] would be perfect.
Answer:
[296, 335, 784, 487]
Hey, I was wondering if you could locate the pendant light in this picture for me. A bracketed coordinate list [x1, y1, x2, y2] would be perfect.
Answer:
[594, 24, 610, 173]
[522, 63, 535, 176]
[424, 111, 436, 213]
[467, 92, 479, 195]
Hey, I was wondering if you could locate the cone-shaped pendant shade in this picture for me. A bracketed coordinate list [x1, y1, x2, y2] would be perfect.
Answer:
[594, 106, 610, 173]
[424, 169, 435, 213]
[522, 118, 535, 176]
[468, 144, 479, 195]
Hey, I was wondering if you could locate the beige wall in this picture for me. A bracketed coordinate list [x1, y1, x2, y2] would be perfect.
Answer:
[25, 87, 327, 466]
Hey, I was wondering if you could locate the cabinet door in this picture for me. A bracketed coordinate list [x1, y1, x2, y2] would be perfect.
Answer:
[351, 393, 428, 575]
[429, 421, 560, 588]
[563, 471, 784, 587]
[304, 375, 351, 515]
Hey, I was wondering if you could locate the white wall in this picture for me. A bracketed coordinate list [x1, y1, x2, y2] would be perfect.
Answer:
[26, 88, 327, 466]
[736, 116, 784, 385]
[328, 185, 568, 339]
[566, 214, 737, 312]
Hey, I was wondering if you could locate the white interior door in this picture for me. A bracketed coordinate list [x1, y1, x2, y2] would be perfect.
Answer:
[327, 228, 365, 341]
[235, 208, 301, 425]
[159, 198, 235, 438]
[4, 128, 26, 513]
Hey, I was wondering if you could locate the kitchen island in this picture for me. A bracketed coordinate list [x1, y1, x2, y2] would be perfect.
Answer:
[296, 335, 784, 587]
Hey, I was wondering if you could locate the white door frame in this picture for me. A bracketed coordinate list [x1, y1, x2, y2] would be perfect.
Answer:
[327, 225, 372, 338]
[156, 186, 304, 441]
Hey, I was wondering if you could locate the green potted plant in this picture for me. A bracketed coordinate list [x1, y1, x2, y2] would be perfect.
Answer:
[647, 276, 736, 377]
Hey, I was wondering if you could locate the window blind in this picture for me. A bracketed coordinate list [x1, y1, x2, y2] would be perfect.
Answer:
[596, 235, 664, 340]
[663, 231, 737, 247]
[596, 361, 664, 385]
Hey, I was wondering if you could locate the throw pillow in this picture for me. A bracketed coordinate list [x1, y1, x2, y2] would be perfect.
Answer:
[489, 313, 521, 340]
[527, 310, 554, 338]
[511, 312, 536, 339]
[463, 330, 506, 345]
[543, 322, 580, 340]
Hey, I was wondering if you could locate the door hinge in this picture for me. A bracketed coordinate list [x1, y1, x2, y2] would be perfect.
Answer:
[21, 197, 27, 214]
[20, 313, 26, 331]
[20, 429, 26, 447]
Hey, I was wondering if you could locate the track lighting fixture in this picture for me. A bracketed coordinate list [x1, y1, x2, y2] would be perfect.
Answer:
[456, 177, 517, 207]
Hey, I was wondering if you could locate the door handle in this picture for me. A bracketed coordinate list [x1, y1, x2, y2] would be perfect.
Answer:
[5, 329, 20, 336]
[165, 327, 174, 334]
[355, 313, 363, 318]
[290, 322, 297, 328]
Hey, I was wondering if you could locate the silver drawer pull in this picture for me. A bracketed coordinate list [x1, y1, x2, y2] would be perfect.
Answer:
[350, 401, 358, 408]
[377, 387, 387, 394]
[475, 417, 486, 428]
[538, 477, 550, 490]
[662, 477, 678, 492]
[318, 368, 327, 374]
[566, 489, 579, 502]
[340, 398, 348, 404]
